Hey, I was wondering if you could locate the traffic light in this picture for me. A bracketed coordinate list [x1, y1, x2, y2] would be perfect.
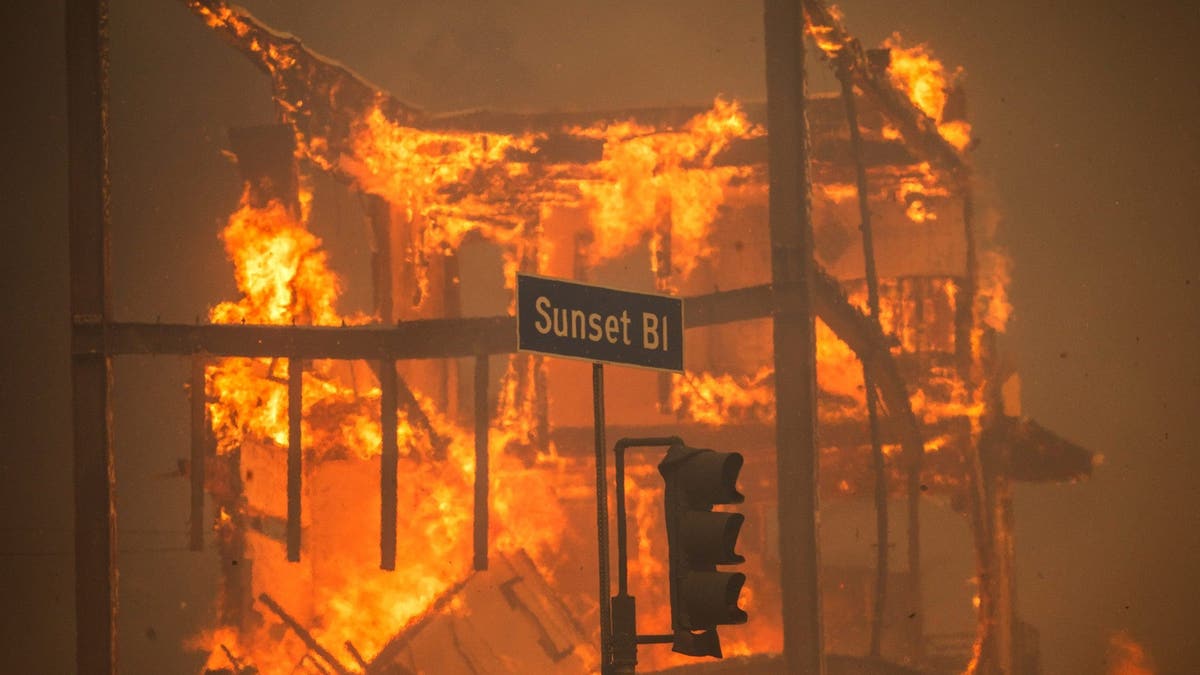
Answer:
[658, 442, 747, 658]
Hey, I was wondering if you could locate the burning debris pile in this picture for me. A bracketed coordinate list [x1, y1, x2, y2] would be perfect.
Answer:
[179, 1, 1093, 673]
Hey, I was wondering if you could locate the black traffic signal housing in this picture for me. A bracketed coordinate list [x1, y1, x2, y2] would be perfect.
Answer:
[658, 442, 747, 658]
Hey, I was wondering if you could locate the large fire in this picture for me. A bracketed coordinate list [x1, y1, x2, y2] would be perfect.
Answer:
[183, 2, 1031, 673]
[196, 191, 572, 671]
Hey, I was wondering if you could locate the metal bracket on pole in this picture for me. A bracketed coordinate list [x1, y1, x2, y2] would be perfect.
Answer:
[609, 436, 687, 674]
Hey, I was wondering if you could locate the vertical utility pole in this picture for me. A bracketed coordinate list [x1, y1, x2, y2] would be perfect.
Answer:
[67, 0, 116, 672]
[763, 1, 824, 673]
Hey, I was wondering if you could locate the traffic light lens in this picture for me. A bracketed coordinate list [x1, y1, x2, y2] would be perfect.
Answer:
[681, 571, 748, 627]
[678, 451, 744, 506]
[681, 511, 745, 565]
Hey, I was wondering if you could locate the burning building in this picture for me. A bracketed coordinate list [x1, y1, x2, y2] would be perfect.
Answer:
[66, 1, 1095, 674]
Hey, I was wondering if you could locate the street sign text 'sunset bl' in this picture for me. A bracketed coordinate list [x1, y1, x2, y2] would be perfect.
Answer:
[516, 274, 684, 372]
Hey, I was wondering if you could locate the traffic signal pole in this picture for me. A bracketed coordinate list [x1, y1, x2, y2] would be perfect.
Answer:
[610, 437, 686, 674]
[764, 1, 825, 673]
[606, 437, 750, 673]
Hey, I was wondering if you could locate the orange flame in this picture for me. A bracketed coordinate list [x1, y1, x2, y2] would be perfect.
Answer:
[883, 33, 972, 151]
[190, 10, 1014, 664]
[807, 4, 849, 56]
[1107, 631, 1156, 675]
[198, 190, 569, 671]
[576, 98, 759, 285]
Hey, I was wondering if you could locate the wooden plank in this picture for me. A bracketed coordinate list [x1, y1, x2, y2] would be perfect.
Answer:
[802, 0, 967, 185]
[287, 357, 302, 562]
[72, 317, 518, 360]
[380, 360, 398, 570]
[473, 355, 489, 571]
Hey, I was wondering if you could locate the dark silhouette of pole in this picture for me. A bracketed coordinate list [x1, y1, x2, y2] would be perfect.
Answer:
[67, 0, 116, 670]
[764, 1, 824, 672]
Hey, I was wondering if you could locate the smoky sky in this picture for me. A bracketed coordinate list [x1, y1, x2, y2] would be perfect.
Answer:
[1, 1, 1197, 673]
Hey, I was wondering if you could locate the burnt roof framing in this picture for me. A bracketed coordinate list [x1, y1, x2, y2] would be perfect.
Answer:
[64, 1, 1076, 672]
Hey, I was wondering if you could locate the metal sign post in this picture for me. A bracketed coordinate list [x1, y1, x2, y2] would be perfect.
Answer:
[593, 362, 613, 674]
[515, 273, 685, 674]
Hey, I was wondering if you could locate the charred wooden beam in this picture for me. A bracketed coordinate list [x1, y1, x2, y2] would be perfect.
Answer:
[809, 270, 927, 486]
[473, 355, 490, 571]
[185, 0, 421, 144]
[81, 278, 928, 464]
[380, 359, 398, 571]
[344, 642, 369, 671]
[425, 95, 895, 143]
[186, 1, 931, 180]
[73, 317, 518, 360]
[67, 0, 117, 671]
[995, 416, 1092, 483]
[395, 374, 449, 459]
[681, 272, 926, 478]
[257, 593, 351, 675]
[367, 575, 475, 673]
[802, 0, 967, 187]
[216, 643, 249, 674]
[286, 357, 302, 562]
[241, 508, 289, 545]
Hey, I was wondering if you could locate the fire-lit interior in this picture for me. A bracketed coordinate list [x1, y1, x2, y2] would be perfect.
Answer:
[120, 1, 1106, 673]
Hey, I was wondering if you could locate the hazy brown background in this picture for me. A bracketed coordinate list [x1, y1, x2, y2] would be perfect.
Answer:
[1, 1, 1196, 673]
